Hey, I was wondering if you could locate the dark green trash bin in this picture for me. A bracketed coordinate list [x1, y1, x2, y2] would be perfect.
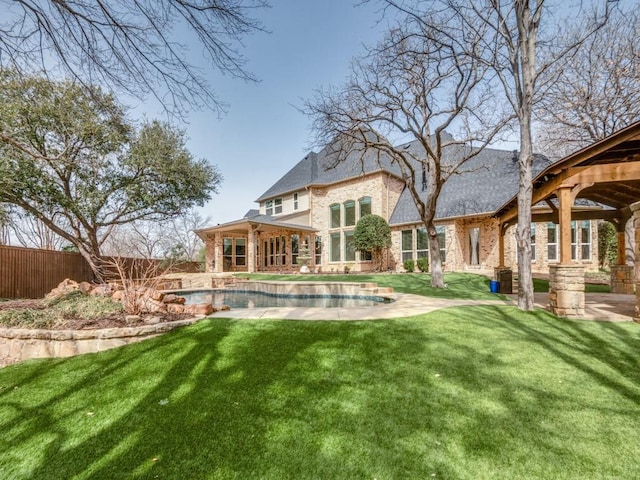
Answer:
[495, 268, 512, 294]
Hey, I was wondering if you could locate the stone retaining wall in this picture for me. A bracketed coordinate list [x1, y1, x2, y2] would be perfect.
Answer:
[0, 317, 203, 366]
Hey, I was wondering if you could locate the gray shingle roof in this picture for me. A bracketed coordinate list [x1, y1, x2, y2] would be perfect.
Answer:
[389, 147, 551, 225]
[254, 133, 551, 225]
[255, 140, 401, 202]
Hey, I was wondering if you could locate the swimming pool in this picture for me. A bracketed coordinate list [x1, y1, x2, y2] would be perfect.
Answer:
[179, 289, 393, 309]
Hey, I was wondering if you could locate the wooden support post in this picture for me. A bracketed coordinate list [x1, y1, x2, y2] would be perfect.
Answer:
[617, 229, 627, 265]
[557, 186, 574, 265]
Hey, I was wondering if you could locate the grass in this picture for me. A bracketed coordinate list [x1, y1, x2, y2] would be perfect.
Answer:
[1, 307, 639, 479]
[242, 272, 507, 300]
[532, 277, 611, 294]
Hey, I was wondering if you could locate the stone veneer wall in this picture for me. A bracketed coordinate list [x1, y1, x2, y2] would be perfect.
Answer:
[309, 172, 405, 272]
[610, 265, 634, 294]
[0, 318, 202, 365]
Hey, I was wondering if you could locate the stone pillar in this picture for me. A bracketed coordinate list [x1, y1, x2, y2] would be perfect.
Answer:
[549, 264, 585, 318]
[214, 233, 224, 273]
[610, 265, 634, 294]
[248, 229, 256, 273]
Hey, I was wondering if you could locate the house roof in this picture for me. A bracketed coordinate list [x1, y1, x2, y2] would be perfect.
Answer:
[254, 132, 554, 226]
[255, 141, 401, 202]
[389, 147, 552, 225]
[195, 210, 316, 239]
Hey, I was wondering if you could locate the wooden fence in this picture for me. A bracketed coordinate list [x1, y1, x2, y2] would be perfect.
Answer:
[0, 245, 201, 299]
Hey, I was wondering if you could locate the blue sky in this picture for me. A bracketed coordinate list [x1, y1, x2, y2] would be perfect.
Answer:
[161, 1, 392, 226]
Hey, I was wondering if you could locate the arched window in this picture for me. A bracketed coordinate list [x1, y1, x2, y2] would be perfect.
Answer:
[330, 203, 341, 228]
[359, 196, 372, 218]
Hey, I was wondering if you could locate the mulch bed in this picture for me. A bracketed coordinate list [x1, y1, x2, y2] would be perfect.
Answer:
[0, 299, 194, 330]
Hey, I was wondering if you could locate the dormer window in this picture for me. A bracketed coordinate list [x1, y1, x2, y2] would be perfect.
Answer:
[293, 192, 299, 210]
[265, 200, 273, 216]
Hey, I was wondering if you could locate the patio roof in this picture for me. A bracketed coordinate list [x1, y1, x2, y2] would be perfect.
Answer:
[496, 120, 640, 224]
[195, 214, 316, 240]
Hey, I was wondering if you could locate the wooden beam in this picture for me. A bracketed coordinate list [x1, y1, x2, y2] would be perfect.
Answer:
[567, 161, 640, 184]
[531, 209, 623, 224]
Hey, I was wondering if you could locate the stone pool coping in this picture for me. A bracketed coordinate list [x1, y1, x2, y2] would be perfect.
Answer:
[207, 292, 515, 321]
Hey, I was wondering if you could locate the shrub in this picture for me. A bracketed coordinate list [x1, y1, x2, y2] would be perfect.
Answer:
[416, 256, 429, 273]
[403, 259, 415, 272]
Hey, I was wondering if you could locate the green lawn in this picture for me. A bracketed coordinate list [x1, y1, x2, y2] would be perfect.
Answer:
[1, 307, 639, 479]
[532, 277, 611, 293]
[242, 272, 507, 300]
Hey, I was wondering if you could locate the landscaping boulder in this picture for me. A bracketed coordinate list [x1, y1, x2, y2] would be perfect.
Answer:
[167, 303, 186, 314]
[161, 294, 185, 305]
[184, 303, 214, 316]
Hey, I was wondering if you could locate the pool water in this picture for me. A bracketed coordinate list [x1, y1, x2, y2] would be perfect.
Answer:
[180, 290, 392, 309]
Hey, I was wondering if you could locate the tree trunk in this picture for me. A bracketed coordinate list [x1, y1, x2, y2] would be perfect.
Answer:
[77, 245, 106, 283]
[428, 222, 445, 288]
[516, 118, 535, 310]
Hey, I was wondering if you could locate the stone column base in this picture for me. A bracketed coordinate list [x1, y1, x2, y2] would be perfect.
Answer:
[610, 265, 634, 294]
[549, 265, 585, 318]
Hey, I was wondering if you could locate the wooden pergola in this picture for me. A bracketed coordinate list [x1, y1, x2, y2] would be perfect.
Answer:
[494, 120, 640, 318]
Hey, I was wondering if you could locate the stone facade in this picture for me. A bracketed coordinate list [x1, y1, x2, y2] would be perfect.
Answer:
[309, 172, 405, 272]
[610, 265, 634, 294]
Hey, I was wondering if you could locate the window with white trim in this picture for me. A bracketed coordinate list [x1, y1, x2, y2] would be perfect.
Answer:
[401, 230, 413, 262]
[344, 230, 355, 262]
[344, 200, 356, 227]
[265, 200, 273, 216]
[330, 233, 341, 262]
[330, 204, 341, 229]
[581, 220, 591, 260]
[274, 198, 283, 215]
[293, 192, 299, 210]
[359, 196, 372, 218]
[315, 236, 322, 265]
[547, 222, 558, 261]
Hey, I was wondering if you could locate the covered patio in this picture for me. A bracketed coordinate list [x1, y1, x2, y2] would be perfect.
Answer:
[495, 121, 640, 320]
[196, 214, 318, 274]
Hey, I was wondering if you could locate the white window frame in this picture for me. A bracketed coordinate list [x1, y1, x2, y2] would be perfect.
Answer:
[547, 222, 558, 262]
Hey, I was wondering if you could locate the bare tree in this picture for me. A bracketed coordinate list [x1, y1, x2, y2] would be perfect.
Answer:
[167, 209, 211, 261]
[378, 0, 612, 308]
[8, 207, 68, 250]
[306, 18, 511, 287]
[537, 9, 640, 158]
[103, 209, 209, 260]
[0, 0, 267, 117]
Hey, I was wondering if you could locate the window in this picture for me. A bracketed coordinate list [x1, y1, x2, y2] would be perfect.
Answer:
[571, 221, 578, 260]
[361, 250, 373, 261]
[547, 222, 558, 261]
[359, 196, 372, 218]
[274, 198, 283, 215]
[293, 193, 299, 210]
[344, 231, 355, 262]
[531, 223, 536, 262]
[581, 220, 591, 260]
[223, 238, 233, 268]
[265, 200, 273, 216]
[291, 234, 299, 265]
[417, 228, 428, 259]
[281, 235, 286, 264]
[315, 236, 322, 265]
[344, 200, 356, 227]
[330, 233, 341, 262]
[330, 203, 341, 229]
[235, 238, 246, 266]
[401, 230, 413, 262]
